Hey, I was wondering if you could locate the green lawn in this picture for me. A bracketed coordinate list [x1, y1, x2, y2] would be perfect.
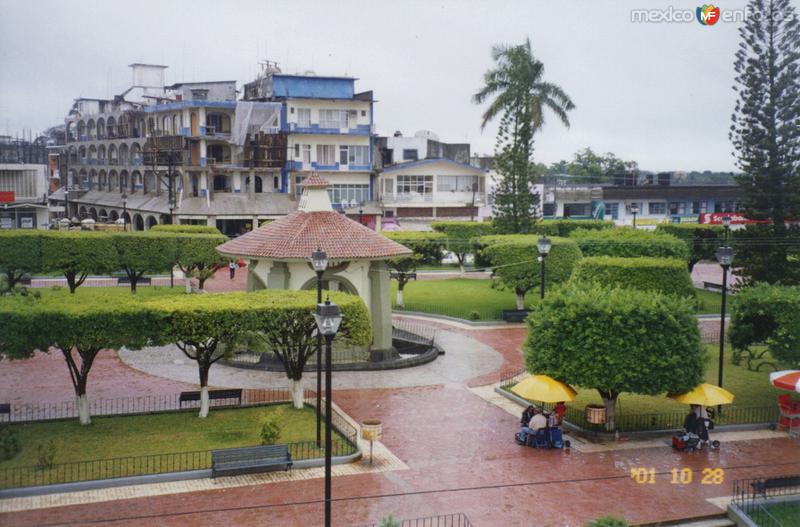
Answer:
[762, 502, 800, 525]
[508, 344, 782, 424]
[696, 288, 724, 315]
[1, 405, 335, 469]
[393, 278, 722, 320]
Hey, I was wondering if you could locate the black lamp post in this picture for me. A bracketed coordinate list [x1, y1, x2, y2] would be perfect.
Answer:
[716, 245, 734, 412]
[630, 203, 639, 229]
[359, 207, 364, 225]
[313, 298, 343, 527]
[722, 215, 731, 242]
[121, 193, 128, 231]
[537, 236, 552, 300]
[310, 248, 329, 447]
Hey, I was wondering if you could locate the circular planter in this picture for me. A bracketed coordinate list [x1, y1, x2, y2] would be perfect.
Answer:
[585, 404, 607, 425]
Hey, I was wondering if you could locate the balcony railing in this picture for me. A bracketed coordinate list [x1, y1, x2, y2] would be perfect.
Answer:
[382, 192, 485, 204]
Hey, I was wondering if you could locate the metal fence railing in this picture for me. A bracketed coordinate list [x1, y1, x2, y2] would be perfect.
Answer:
[732, 476, 800, 527]
[354, 513, 473, 527]
[393, 302, 505, 322]
[0, 388, 303, 423]
[498, 369, 780, 433]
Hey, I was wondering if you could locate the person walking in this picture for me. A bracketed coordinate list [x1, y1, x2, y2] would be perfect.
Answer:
[228, 260, 238, 280]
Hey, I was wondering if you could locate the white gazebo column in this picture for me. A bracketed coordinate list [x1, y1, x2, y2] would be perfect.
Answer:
[369, 260, 393, 355]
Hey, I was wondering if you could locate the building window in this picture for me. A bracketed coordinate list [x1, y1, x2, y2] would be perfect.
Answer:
[302, 144, 311, 164]
[625, 202, 642, 214]
[328, 184, 370, 206]
[648, 202, 666, 215]
[397, 175, 433, 195]
[295, 176, 304, 199]
[669, 201, 687, 216]
[692, 201, 708, 214]
[437, 175, 478, 192]
[316, 145, 336, 165]
[402, 149, 418, 161]
[349, 145, 369, 166]
[339, 146, 349, 165]
[319, 109, 348, 129]
[361, 110, 366, 117]
[714, 200, 735, 213]
[294, 144, 300, 159]
[563, 203, 591, 217]
[542, 203, 556, 217]
[605, 202, 619, 220]
[297, 108, 311, 128]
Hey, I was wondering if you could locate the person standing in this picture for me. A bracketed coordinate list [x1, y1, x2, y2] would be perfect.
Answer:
[228, 260, 238, 280]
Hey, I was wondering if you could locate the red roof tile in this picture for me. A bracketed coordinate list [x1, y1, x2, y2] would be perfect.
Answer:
[299, 174, 330, 188]
[217, 211, 412, 260]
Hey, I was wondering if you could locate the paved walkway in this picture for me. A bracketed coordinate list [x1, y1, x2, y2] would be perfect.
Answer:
[2, 316, 799, 527]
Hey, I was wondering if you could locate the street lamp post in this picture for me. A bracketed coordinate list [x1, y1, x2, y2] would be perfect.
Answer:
[121, 193, 128, 231]
[630, 203, 639, 229]
[313, 298, 343, 527]
[310, 248, 329, 447]
[716, 245, 734, 413]
[722, 215, 731, 242]
[537, 236, 552, 300]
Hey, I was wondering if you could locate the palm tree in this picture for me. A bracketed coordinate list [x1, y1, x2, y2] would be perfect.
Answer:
[473, 38, 575, 133]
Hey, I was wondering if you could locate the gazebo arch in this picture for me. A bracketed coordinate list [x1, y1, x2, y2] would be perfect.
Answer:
[109, 210, 119, 221]
[132, 214, 145, 231]
[146, 215, 159, 229]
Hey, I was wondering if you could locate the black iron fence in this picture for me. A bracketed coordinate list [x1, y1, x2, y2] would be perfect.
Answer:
[355, 513, 473, 527]
[0, 388, 305, 423]
[0, 438, 359, 491]
[499, 369, 780, 432]
[732, 476, 800, 527]
[393, 302, 505, 322]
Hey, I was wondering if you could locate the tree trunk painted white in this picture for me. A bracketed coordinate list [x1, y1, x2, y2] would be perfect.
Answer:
[396, 289, 404, 307]
[289, 379, 304, 409]
[199, 386, 209, 418]
[516, 292, 525, 310]
[459, 262, 465, 277]
[77, 394, 91, 425]
[602, 396, 616, 432]
[184, 276, 192, 294]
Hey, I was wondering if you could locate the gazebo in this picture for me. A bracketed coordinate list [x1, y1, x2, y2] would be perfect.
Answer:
[216, 174, 411, 354]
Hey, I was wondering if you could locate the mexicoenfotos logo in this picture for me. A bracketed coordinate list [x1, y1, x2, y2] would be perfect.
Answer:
[697, 4, 721, 25]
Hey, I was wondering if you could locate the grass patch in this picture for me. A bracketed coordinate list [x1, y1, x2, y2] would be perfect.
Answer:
[762, 501, 800, 525]
[0, 405, 350, 488]
[392, 278, 721, 320]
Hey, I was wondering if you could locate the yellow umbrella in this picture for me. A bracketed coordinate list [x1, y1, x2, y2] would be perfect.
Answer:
[511, 375, 577, 403]
[668, 383, 735, 406]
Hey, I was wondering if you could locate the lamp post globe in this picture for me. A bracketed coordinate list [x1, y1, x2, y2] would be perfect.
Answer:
[537, 236, 552, 300]
[313, 298, 342, 527]
[715, 245, 734, 413]
[722, 215, 731, 241]
[310, 248, 328, 449]
[630, 203, 639, 228]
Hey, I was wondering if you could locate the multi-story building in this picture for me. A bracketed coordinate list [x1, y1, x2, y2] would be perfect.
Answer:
[376, 130, 487, 221]
[0, 162, 50, 229]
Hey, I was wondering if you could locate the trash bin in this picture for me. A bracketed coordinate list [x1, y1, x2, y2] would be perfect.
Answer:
[585, 404, 607, 425]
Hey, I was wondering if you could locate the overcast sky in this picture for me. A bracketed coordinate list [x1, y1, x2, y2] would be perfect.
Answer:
[0, 0, 781, 171]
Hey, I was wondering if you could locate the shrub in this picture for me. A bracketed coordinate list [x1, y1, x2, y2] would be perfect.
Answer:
[379, 515, 402, 527]
[0, 230, 43, 289]
[729, 283, 800, 370]
[655, 224, 725, 271]
[36, 439, 57, 469]
[150, 224, 223, 235]
[525, 283, 704, 431]
[482, 237, 582, 309]
[430, 221, 496, 269]
[468, 310, 481, 321]
[533, 219, 614, 237]
[569, 227, 689, 261]
[0, 425, 20, 462]
[40, 231, 118, 293]
[383, 231, 446, 264]
[260, 415, 282, 445]
[570, 256, 696, 300]
[587, 516, 629, 527]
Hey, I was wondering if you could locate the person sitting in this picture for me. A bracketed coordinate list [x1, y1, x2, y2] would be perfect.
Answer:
[521, 405, 535, 428]
[552, 402, 567, 426]
[520, 407, 548, 443]
[692, 404, 711, 444]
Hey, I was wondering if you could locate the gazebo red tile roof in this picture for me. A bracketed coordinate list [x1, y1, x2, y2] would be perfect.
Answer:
[299, 174, 330, 188]
[216, 210, 412, 260]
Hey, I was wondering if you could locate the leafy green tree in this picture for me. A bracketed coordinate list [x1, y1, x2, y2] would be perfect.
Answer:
[382, 231, 446, 265]
[730, 0, 800, 284]
[0, 289, 161, 424]
[525, 284, 705, 431]
[482, 236, 581, 309]
[729, 283, 800, 370]
[40, 232, 117, 293]
[547, 148, 639, 184]
[430, 221, 495, 273]
[732, 224, 800, 287]
[655, 224, 725, 272]
[174, 233, 226, 293]
[474, 38, 574, 233]
[569, 228, 689, 261]
[388, 255, 421, 307]
[112, 232, 176, 293]
[0, 230, 43, 290]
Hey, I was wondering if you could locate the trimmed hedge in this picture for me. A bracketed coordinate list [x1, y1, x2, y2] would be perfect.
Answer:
[655, 224, 725, 271]
[569, 227, 689, 261]
[729, 283, 800, 370]
[382, 231, 446, 264]
[0, 230, 43, 288]
[150, 225, 223, 235]
[481, 236, 582, 307]
[570, 256, 696, 300]
[40, 231, 118, 293]
[111, 232, 178, 292]
[533, 219, 614, 237]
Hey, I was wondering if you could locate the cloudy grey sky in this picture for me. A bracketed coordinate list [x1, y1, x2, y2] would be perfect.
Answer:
[0, 0, 777, 171]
